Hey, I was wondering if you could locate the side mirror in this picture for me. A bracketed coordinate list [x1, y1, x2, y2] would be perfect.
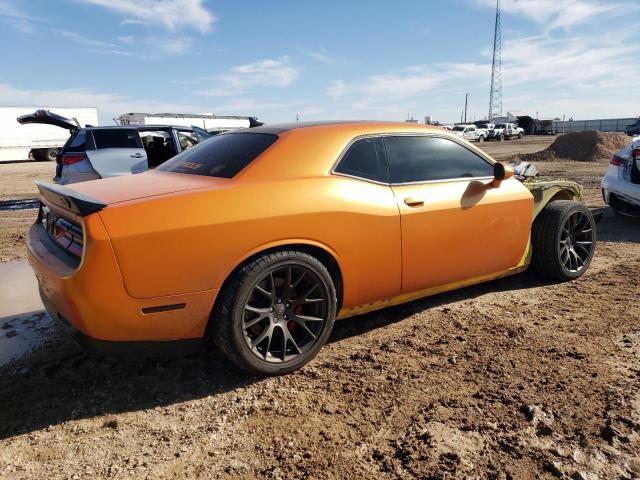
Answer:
[491, 162, 514, 187]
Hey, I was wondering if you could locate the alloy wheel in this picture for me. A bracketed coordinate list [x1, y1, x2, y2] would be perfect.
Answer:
[242, 265, 329, 363]
[558, 210, 594, 273]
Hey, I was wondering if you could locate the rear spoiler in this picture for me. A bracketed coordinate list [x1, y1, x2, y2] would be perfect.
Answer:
[35, 181, 106, 216]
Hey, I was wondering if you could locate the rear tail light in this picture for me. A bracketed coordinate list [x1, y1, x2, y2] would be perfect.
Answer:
[40, 205, 84, 258]
[610, 154, 624, 166]
[62, 153, 87, 165]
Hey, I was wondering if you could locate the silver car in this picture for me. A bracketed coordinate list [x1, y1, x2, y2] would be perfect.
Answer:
[18, 110, 211, 184]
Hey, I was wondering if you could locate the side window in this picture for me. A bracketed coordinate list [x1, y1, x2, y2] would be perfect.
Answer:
[177, 131, 200, 151]
[92, 129, 141, 149]
[384, 136, 493, 183]
[64, 130, 87, 152]
[335, 137, 388, 182]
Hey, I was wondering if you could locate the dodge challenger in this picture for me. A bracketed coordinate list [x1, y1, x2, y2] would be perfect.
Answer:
[27, 121, 596, 374]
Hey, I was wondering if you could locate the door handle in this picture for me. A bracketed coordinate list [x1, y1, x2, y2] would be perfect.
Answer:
[130, 153, 144, 158]
[404, 197, 424, 207]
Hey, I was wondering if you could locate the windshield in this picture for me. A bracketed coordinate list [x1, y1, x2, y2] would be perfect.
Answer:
[158, 132, 277, 178]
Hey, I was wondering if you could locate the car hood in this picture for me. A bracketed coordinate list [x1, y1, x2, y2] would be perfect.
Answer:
[69, 171, 229, 205]
[17, 109, 81, 131]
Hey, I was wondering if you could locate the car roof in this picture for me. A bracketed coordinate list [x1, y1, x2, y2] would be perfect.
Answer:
[243, 120, 445, 136]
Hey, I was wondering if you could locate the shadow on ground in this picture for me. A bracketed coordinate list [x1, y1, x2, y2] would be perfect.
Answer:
[0, 268, 549, 441]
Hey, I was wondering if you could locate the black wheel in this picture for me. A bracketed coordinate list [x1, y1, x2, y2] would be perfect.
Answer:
[498, 133, 504, 141]
[518, 133, 523, 139]
[212, 250, 337, 375]
[478, 135, 485, 143]
[531, 200, 596, 281]
[45, 148, 59, 161]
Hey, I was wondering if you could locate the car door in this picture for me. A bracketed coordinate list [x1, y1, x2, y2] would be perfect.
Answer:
[332, 136, 402, 304]
[384, 134, 533, 294]
[464, 126, 477, 141]
[87, 128, 148, 177]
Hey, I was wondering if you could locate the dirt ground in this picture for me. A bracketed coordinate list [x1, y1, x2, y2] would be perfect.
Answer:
[1, 138, 639, 479]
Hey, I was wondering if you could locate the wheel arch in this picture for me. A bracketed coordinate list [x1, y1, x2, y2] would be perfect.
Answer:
[209, 240, 344, 330]
[528, 182, 583, 220]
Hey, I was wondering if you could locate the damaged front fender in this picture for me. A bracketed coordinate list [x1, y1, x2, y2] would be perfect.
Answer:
[524, 179, 583, 220]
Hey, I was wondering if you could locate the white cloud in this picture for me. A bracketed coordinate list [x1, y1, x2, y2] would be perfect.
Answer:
[322, 28, 640, 122]
[299, 48, 342, 65]
[326, 63, 488, 103]
[0, 0, 39, 32]
[0, 83, 200, 124]
[199, 57, 301, 97]
[472, 0, 626, 30]
[75, 0, 215, 33]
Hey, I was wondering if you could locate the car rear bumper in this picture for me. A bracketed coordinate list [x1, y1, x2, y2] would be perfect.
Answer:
[39, 285, 203, 356]
[27, 217, 217, 345]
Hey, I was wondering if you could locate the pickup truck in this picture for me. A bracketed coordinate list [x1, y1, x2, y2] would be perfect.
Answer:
[487, 123, 524, 141]
[451, 124, 487, 142]
[624, 120, 640, 137]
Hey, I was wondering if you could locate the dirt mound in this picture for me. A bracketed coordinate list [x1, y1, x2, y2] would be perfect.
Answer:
[518, 131, 629, 162]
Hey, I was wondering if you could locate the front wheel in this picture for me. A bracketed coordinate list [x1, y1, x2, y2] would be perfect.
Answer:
[498, 134, 504, 141]
[212, 250, 337, 375]
[518, 133, 523, 139]
[530, 201, 596, 281]
[478, 135, 485, 143]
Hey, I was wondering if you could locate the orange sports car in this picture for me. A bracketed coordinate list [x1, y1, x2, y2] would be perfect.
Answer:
[28, 121, 596, 374]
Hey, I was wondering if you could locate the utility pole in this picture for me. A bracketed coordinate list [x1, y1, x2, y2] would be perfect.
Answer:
[464, 93, 469, 123]
[488, 0, 502, 120]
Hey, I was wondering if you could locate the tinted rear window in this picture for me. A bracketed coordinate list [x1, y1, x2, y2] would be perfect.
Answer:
[64, 130, 87, 152]
[158, 133, 277, 178]
[92, 129, 140, 149]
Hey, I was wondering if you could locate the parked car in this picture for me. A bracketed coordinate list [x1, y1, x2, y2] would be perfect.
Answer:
[18, 110, 212, 184]
[28, 121, 595, 374]
[602, 137, 640, 216]
[451, 124, 487, 142]
[487, 123, 524, 141]
[624, 120, 640, 136]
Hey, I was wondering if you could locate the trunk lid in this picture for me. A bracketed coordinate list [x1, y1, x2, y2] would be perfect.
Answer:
[67, 170, 229, 205]
[17, 109, 81, 131]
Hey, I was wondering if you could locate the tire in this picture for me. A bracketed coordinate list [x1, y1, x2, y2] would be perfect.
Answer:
[478, 135, 485, 143]
[530, 200, 596, 281]
[31, 148, 59, 162]
[518, 133, 523, 139]
[212, 250, 337, 375]
[45, 148, 59, 161]
[498, 134, 504, 141]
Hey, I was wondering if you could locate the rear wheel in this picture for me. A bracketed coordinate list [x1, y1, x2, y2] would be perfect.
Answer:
[212, 250, 337, 375]
[31, 148, 59, 162]
[531, 201, 596, 281]
[478, 135, 485, 143]
[518, 133, 523, 139]
[498, 133, 504, 141]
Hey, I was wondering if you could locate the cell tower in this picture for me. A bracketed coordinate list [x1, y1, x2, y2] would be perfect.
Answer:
[488, 0, 502, 120]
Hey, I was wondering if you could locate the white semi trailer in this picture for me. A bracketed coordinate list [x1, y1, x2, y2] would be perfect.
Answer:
[116, 112, 262, 133]
[0, 107, 99, 162]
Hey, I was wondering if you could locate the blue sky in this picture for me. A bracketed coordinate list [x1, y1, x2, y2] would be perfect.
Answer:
[0, 0, 638, 125]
